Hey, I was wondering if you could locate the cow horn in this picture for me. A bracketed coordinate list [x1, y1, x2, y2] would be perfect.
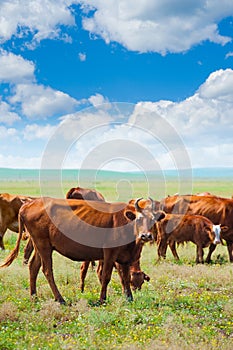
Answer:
[135, 198, 143, 212]
[148, 197, 154, 210]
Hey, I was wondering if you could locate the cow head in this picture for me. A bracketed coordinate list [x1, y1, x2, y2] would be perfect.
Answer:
[212, 224, 229, 244]
[124, 198, 166, 242]
[130, 270, 150, 291]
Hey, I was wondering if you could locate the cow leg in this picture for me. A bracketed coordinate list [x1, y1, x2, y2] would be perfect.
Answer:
[29, 250, 41, 297]
[169, 240, 179, 260]
[36, 246, 66, 304]
[97, 260, 104, 284]
[157, 238, 167, 260]
[117, 263, 133, 301]
[80, 261, 90, 292]
[23, 238, 34, 264]
[0, 235, 4, 250]
[196, 245, 204, 264]
[226, 242, 233, 262]
[205, 243, 216, 263]
[0, 226, 7, 250]
[99, 258, 115, 304]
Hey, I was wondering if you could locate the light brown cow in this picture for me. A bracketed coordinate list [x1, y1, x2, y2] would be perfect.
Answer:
[160, 194, 233, 262]
[0, 193, 34, 250]
[1, 197, 165, 304]
[155, 213, 223, 263]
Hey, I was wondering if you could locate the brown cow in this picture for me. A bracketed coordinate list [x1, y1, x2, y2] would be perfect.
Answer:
[66, 187, 105, 201]
[155, 213, 223, 263]
[25, 188, 151, 289]
[1, 197, 165, 304]
[160, 194, 233, 262]
[0, 193, 34, 250]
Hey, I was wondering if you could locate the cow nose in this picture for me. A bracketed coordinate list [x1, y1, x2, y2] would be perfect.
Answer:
[140, 233, 153, 242]
[214, 238, 221, 245]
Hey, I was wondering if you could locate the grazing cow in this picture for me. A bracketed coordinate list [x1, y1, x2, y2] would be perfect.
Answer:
[0, 193, 34, 250]
[160, 194, 233, 262]
[66, 187, 105, 201]
[1, 197, 165, 304]
[80, 249, 150, 293]
[155, 213, 223, 263]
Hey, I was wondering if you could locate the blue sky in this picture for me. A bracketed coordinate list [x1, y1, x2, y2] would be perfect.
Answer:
[0, 1, 233, 172]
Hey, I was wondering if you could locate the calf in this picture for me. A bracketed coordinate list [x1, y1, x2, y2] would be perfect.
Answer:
[155, 213, 223, 263]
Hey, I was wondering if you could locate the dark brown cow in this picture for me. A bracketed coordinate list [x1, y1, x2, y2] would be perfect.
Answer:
[0, 193, 34, 250]
[160, 194, 233, 262]
[1, 197, 165, 304]
[155, 213, 222, 263]
[66, 187, 105, 201]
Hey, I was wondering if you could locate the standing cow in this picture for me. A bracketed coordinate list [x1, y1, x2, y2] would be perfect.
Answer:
[155, 213, 223, 263]
[1, 197, 165, 304]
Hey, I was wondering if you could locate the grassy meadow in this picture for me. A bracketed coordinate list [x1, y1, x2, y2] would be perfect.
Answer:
[0, 177, 233, 349]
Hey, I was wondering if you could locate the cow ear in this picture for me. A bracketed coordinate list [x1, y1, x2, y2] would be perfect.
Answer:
[154, 210, 166, 222]
[221, 225, 229, 232]
[124, 210, 136, 221]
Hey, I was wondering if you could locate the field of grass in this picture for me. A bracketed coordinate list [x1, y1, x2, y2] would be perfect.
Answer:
[0, 179, 233, 349]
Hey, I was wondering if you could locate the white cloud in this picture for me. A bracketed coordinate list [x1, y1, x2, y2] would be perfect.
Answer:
[0, 153, 41, 168]
[10, 83, 79, 119]
[88, 93, 109, 107]
[0, 100, 21, 125]
[2, 69, 233, 170]
[23, 123, 56, 140]
[198, 69, 233, 102]
[0, 126, 17, 138]
[225, 51, 233, 59]
[0, 50, 35, 84]
[81, 0, 233, 53]
[0, 0, 75, 45]
[78, 52, 86, 61]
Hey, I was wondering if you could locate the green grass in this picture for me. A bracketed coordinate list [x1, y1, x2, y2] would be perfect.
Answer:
[0, 179, 233, 349]
[0, 238, 233, 350]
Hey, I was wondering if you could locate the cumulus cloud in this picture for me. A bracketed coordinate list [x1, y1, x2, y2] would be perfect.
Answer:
[0, 100, 21, 125]
[0, 1, 232, 54]
[0, 0, 75, 45]
[10, 83, 79, 119]
[0, 50, 35, 84]
[2, 68, 233, 170]
[23, 123, 56, 140]
[88, 93, 109, 107]
[81, 0, 233, 54]
[131, 68, 233, 168]
[0, 126, 17, 138]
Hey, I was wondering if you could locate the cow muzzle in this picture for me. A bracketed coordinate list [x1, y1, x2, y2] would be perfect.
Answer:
[139, 232, 153, 242]
[213, 237, 221, 245]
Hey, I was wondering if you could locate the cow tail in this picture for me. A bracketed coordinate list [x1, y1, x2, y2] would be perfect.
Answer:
[0, 213, 24, 268]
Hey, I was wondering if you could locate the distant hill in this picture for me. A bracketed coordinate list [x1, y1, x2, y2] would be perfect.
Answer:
[0, 167, 233, 181]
